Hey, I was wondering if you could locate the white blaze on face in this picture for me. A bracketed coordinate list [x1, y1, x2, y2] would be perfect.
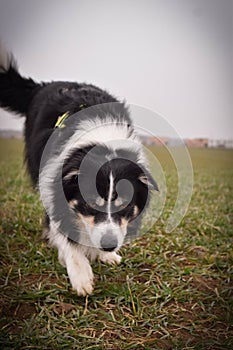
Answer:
[88, 171, 127, 250]
[107, 172, 114, 222]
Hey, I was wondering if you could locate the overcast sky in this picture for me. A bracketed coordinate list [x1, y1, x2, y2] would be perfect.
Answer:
[0, 0, 232, 139]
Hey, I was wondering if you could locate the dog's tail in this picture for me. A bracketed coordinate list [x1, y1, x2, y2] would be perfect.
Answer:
[0, 43, 40, 115]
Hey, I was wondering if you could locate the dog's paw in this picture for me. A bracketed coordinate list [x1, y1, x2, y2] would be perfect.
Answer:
[67, 261, 94, 296]
[99, 251, 122, 265]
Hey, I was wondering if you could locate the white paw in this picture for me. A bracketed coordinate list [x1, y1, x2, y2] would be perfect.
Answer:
[67, 260, 94, 296]
[99, 251, 122, 265]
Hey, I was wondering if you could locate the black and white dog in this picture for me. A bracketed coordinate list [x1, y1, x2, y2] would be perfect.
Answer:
[0, 46, 158, 295]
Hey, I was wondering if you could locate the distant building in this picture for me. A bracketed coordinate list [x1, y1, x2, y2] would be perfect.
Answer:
[141, 135, 233, 149]
[139, 136, 170, 146]
[0, 129, 23, 139]
[184, 138, 208, 148]
[208, 139, 233, 149]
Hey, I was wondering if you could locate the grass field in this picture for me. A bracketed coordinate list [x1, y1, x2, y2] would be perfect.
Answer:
[0, 138, 232, 350]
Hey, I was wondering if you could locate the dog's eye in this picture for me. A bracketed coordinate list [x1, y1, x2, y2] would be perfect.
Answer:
[95, 196, 105, 207]
[90, 196, 105, 209]
[119, 203, 128, 210]
[114, 197, 129, 209]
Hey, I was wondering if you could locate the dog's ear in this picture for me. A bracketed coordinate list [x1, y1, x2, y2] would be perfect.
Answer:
[138, 172, 159, 191]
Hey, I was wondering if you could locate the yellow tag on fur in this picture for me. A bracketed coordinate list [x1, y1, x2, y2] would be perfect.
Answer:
[55, 111, 69, 128]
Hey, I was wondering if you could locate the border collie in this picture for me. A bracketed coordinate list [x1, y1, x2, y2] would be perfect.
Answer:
[0, 46, 158, 295]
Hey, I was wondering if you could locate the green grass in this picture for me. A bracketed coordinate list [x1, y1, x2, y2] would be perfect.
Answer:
[0, 138, 232, 350]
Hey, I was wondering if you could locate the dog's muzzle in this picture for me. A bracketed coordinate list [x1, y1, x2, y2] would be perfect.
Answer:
[100, 232, 118, 252]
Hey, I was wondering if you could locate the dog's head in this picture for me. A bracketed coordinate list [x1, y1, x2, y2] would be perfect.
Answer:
[62, 144, 158, 251]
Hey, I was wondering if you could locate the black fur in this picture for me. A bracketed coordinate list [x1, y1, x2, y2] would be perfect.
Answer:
[0, 64, 39, 115]
[0, 55, 157, 246]
[0, 51, 160, 295]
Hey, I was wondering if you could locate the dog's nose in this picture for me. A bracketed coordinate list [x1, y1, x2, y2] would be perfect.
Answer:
[100, 233, 118, 252]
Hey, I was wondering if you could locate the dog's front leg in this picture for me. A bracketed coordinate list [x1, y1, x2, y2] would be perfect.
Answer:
[46, 226, 94, 296]
[64, 244, 94, 296]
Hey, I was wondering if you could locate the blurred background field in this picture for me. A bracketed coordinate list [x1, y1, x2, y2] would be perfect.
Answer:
[0, 138, 232, 350]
